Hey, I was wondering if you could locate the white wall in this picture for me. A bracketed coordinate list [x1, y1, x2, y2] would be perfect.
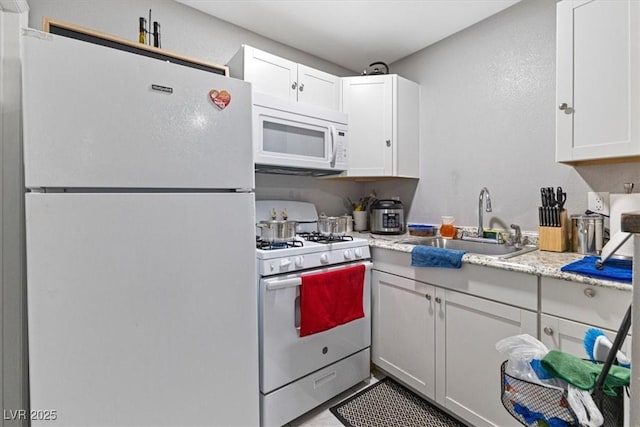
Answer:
[373, 0, 640, 232]
[26, 0, 367, 214]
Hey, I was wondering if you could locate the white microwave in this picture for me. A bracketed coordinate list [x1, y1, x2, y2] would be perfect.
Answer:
[252, 93, 348, 176]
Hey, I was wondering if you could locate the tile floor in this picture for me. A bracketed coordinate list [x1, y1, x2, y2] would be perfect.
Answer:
[286, 370, 386, 427]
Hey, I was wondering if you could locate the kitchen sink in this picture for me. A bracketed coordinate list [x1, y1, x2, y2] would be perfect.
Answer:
[396, 236, 537, 259]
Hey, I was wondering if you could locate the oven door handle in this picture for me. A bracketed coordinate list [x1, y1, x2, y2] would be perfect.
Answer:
[265, 261, 372, 291]
[265, 277, 303, 291]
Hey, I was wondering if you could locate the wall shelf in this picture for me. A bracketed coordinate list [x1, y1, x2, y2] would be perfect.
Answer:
[43, 18, 228, 76]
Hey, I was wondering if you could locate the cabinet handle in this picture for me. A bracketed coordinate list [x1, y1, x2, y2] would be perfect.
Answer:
[425, 294, 431, 301]
[543, 327, 554, 336]
[299, 83, 304, 92]
[386, 139, 391, 147]
[291, 82, 297, 90]
[435, 297, 442, 304]
[584, 288, 595, 298]
[558, 103, 573, 114]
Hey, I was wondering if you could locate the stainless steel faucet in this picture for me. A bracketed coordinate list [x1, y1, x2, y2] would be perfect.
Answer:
[478, 187, 492, 238]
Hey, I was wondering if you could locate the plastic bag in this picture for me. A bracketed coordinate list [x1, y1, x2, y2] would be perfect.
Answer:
[496, 334, 563, 390]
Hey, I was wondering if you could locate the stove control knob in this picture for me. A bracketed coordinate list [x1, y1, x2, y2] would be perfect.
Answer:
[354, 248, 363, 258]
[320, 253, 330, 264]
[343, 249, 353, 260]
[294, 256, 304, 268]
[280, 258, 292, 271]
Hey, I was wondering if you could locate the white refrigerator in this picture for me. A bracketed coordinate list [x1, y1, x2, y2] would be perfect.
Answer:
[21, 29, 259, 426]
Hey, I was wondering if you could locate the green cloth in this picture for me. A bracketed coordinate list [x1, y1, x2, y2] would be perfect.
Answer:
[541, 350, 630, 396]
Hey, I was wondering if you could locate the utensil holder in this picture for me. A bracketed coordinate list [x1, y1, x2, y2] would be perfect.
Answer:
[539, 210, 569, 252]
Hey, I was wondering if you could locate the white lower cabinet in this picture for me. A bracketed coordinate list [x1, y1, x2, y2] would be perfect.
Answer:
[540, 314, 631, 427]
[372, 264, 536, 427]
[372, 271, 435, 399]
[540, 277, 632, 427]
[435, 288, 537, 427]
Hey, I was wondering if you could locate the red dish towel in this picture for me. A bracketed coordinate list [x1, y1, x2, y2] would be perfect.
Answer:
[299, 264, 365, 337]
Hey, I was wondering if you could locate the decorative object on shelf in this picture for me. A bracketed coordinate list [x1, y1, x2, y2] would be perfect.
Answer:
[152, 21, 161, 48]
[138, 10, 161, 48]
[138, 16, 146, 44]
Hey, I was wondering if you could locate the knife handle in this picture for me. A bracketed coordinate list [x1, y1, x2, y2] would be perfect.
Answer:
[539, 207, 543, 226]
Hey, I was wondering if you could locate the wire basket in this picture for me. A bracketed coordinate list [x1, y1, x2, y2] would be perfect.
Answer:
[500, 361, 624, 427]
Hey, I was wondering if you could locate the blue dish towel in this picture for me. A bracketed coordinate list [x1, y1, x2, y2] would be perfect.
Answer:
[560, 255, 632, 283]
[411, 245, 466, 269]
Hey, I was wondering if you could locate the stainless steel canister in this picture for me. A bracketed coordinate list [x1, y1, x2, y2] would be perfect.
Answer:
[571, 214, 604, 254]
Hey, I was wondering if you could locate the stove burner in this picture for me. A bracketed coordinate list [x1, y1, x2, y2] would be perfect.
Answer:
[256, 238, 304, 251]
[298, 232, 354, 244]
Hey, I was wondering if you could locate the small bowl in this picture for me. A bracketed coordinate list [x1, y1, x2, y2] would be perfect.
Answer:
[408, 224, 436, 237]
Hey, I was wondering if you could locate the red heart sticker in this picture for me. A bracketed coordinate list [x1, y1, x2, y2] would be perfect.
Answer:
[209, 89, 231, 110]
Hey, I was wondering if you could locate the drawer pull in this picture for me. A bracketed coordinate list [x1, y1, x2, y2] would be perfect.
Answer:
[435, 297, 442, 304]
[584, 288, 596, 298]
[543, 327, 554, 336]
[425, 294, 432, 301]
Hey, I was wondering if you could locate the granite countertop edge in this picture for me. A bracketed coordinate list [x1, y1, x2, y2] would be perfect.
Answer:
[355, 232, 632, 292]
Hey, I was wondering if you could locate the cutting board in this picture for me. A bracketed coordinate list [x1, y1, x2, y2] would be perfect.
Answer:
[609, 193, 640, 257]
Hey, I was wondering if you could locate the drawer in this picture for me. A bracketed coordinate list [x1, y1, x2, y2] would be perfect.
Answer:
[260, 348, 370, 427]
[541, 277, 631, 331]
[372, 247, 537, 310]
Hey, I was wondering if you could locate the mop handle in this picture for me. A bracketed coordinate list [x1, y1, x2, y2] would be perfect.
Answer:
[593, 304, 632, 403]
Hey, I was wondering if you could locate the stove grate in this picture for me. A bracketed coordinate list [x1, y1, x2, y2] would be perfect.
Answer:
[256, 238, 304, 251]
[298, 232, 354, 244]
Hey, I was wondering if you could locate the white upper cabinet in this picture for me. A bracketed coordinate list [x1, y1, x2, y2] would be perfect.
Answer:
[228, 45, 340, 110]
[341, 74, 419, 178]
[556, 0, 640, 163]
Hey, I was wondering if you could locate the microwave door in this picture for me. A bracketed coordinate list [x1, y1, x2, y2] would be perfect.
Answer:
[253, 105, 347, 174]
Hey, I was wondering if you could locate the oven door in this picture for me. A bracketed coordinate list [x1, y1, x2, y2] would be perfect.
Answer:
[259, 261, 371, 393]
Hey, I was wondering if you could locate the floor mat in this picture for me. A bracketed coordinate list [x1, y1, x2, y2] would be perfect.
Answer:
[330, 377, 467, 427]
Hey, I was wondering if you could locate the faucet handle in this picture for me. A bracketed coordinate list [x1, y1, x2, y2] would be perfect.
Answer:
[510, 224, 522, 247]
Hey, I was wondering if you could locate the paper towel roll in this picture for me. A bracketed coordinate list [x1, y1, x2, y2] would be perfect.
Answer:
[610, 194, 640, 257]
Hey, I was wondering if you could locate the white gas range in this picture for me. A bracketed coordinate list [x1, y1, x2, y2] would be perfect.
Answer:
[257, 235, 371, 277]
[255, 201, 372, 427]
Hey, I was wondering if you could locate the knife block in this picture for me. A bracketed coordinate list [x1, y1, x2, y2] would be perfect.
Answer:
[539, 210, 569, 252]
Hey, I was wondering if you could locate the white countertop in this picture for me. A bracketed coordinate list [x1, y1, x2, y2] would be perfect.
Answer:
[354, 232, 632, 292]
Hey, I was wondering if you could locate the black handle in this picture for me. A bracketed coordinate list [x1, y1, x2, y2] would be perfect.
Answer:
[369, 61, 389, 74]
[556, 186, 567, 210]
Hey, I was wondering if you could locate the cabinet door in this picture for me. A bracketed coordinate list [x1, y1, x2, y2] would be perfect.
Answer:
[297, 64, 340, 110]
[341, 75, 393, 176]
[541, 314, 631, 427]
[371, 270, 435, 399]
[243, 46, 297, 101]
[435, 289, 536, 427]
[540, 314, 631, 360]
[556, 0, 640, 162]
